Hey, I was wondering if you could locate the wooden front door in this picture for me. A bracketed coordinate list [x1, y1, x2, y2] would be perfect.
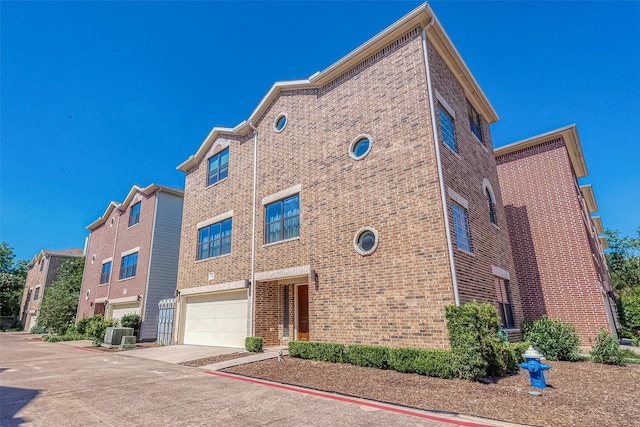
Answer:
[297, 285, 309, 341]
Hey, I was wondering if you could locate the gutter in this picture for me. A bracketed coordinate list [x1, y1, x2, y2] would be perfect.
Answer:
[248, 121, 259, 337]
[421, 21, 460, 306]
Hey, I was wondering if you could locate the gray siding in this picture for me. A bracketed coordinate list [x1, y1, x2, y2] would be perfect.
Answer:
[140, 191, 184, 341]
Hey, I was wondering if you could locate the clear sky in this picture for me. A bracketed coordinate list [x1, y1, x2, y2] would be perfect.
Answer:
[2, 1, 639, 262]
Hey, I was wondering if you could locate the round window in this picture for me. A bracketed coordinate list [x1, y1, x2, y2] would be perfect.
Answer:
[91, 255, 96, 264]
[349, 134, 373, 160]
[85, 290, 90, 300]
[353, 227, 379, 256]
[110, 218, 115, 227]
[274, 114, 287, 132]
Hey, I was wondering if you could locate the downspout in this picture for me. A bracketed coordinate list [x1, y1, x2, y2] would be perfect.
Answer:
[106, 213, 121, 313]
[421, 20, 460, 305]
[248, 121, 259, 336]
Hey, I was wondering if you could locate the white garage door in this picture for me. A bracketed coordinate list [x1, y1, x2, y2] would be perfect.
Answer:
[110, 302, 140, 322]
[183, 290, 247, 348]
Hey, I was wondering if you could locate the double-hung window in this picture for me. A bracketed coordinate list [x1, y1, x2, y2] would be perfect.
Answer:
[119, 252, 138, 279]
[34, 287, 40, 300]
[467, 100, 483, 143]
[265, 194, 300, 244]
[129, 202, 141, 227]
[100, 261, 111, 284]
[207, 148, 229, 186]
[197, 218, 232, 260]
[495, 277, 515, 328]
[438, 105, 457, 152]
[452, 202, 472, 252]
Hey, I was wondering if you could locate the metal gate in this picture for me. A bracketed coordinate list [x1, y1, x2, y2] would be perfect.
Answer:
[157, 298, 175, 345]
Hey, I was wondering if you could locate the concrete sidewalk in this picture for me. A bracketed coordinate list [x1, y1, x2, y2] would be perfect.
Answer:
[200, 347, 287, 371]
[122, 343, 244, 364]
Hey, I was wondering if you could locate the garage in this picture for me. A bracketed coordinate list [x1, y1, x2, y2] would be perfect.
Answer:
[182, 290, 247, 347]
[110, 302, 140, 322]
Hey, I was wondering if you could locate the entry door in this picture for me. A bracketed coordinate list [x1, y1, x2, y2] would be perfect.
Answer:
[297, 285, 309, 341]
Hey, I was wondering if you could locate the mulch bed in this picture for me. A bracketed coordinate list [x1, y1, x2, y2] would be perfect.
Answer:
[179, 353, 248, 367]
[223, 357, 640, 427]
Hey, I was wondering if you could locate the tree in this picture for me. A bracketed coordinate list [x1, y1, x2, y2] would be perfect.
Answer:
[38, 257, 85, 333]
[605, 228, 640, 338]
[605, 228, 640, 294]
[0, 242, 29, 317]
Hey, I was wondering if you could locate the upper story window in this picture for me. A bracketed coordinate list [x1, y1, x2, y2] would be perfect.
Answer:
[274, 113, 288, 133]
[26, 289, 32, 302]
[129, 202, 141, 227]
[467, 100, 483, 144]
[495, 277, 515, 328]
[265, 194, 300, 244]
[198, 218, 232, 260]
[438, 105, 457, 153]
[486, 188, 497, 225]
[207, 148, 229, 186]
[100, 261, 111, 284]
[39, 259, 44, 271]
[452, 201, 472, 252]
[33, 286, 40, 300]
[119, 252, 138, 280]
[349, 134, 372, 160]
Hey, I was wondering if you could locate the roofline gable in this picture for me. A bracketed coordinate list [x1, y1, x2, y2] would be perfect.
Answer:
[177, 3, 498, 172]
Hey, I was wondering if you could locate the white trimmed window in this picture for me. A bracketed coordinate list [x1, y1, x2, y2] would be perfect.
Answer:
[438, 105, 457, 153]
[452, 202, 472, 252]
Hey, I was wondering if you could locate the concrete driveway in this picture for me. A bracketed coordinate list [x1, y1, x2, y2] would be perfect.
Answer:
[0, 334, 506, 427]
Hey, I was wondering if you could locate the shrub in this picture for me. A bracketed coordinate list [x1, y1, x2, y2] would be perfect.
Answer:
[503, 341, 531, 371]
[29, 325, 41, 334]
[618, 292, 640, 337]
[288, 341, 345, 363]
[446, 302, 508, 379]
[245, 336, 263, 353]
[85, 314, 114, 346]
[388, 347, 456, 379]
[590, 329, 625, 366]
[346, 345, 389, 369]
[522, 316, 581, 361]
[42, 334, 63, 342]
[76, 317, 91, 335]
[120, 313, 141, 332]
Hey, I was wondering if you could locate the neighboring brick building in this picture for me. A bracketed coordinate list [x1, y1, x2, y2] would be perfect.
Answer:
[174, 3, 523, 348]
[76, 184, 183, 341]
[21, 248, 84, 331]
[495, 125, 618, 343]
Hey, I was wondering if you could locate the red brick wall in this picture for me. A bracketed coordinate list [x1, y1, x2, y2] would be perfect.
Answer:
[77, 191, 156, 320]
[428, 41, 524, 334]
[496, 139, 612, 342]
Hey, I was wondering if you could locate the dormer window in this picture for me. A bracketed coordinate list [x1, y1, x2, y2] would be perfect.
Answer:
[129, 202, 141, 227]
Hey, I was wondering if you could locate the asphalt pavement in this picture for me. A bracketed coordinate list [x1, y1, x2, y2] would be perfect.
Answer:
[0, 334, 519, 427]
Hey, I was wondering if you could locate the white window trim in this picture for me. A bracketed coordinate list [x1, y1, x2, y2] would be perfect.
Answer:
[121, 247, 140, 257]
[353, 227, 379, 256]
[492, 266, 511, 280]
[262, 184, 302, 206]
[447, 187, 469, 209]
[435, 90, 455, 118]
[197, 210, 234, 230]
[349, 134, 373, 161]
[273, 113, 288, 133]
[102, 257, 113, 264]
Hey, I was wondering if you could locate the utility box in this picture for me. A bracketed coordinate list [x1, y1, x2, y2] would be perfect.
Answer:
[104, 327, 134, 345]
[119, 335, 137, 350]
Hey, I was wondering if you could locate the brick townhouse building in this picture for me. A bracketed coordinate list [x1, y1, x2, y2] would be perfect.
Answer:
[77, 184, 183, 341]
[495, 125, 618, 343]
[21, 248, 84, 331]
[173, 3, 524, 348]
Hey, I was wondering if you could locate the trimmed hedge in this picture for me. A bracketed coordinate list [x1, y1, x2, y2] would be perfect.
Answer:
[345, 345, 389, 369]
[288, 341, 345, 363]
[245, 336, 263, 353]
[388, 347, 456, 379]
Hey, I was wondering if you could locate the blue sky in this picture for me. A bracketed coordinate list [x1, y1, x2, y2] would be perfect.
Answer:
[2, 1, 639, 262]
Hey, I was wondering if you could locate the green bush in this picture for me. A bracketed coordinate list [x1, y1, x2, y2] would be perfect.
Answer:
[85, 314, 114, 346]
[346, 345, 389, 369]
[522, 316, 581, 361]
[76, 317, 91, 335]
[618, 292, 640, 337]
[388, 347, 456, 379]
[446, 302, 509, 379]
[42, 334, 63, 342]
[288, 341, 345, 363]
[29, 325, 41, 334]
[120, 313, 141, 331]
[590, 329, 625, 366]
[503, 341, 531, 371]
[245, 336, 263, 353]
